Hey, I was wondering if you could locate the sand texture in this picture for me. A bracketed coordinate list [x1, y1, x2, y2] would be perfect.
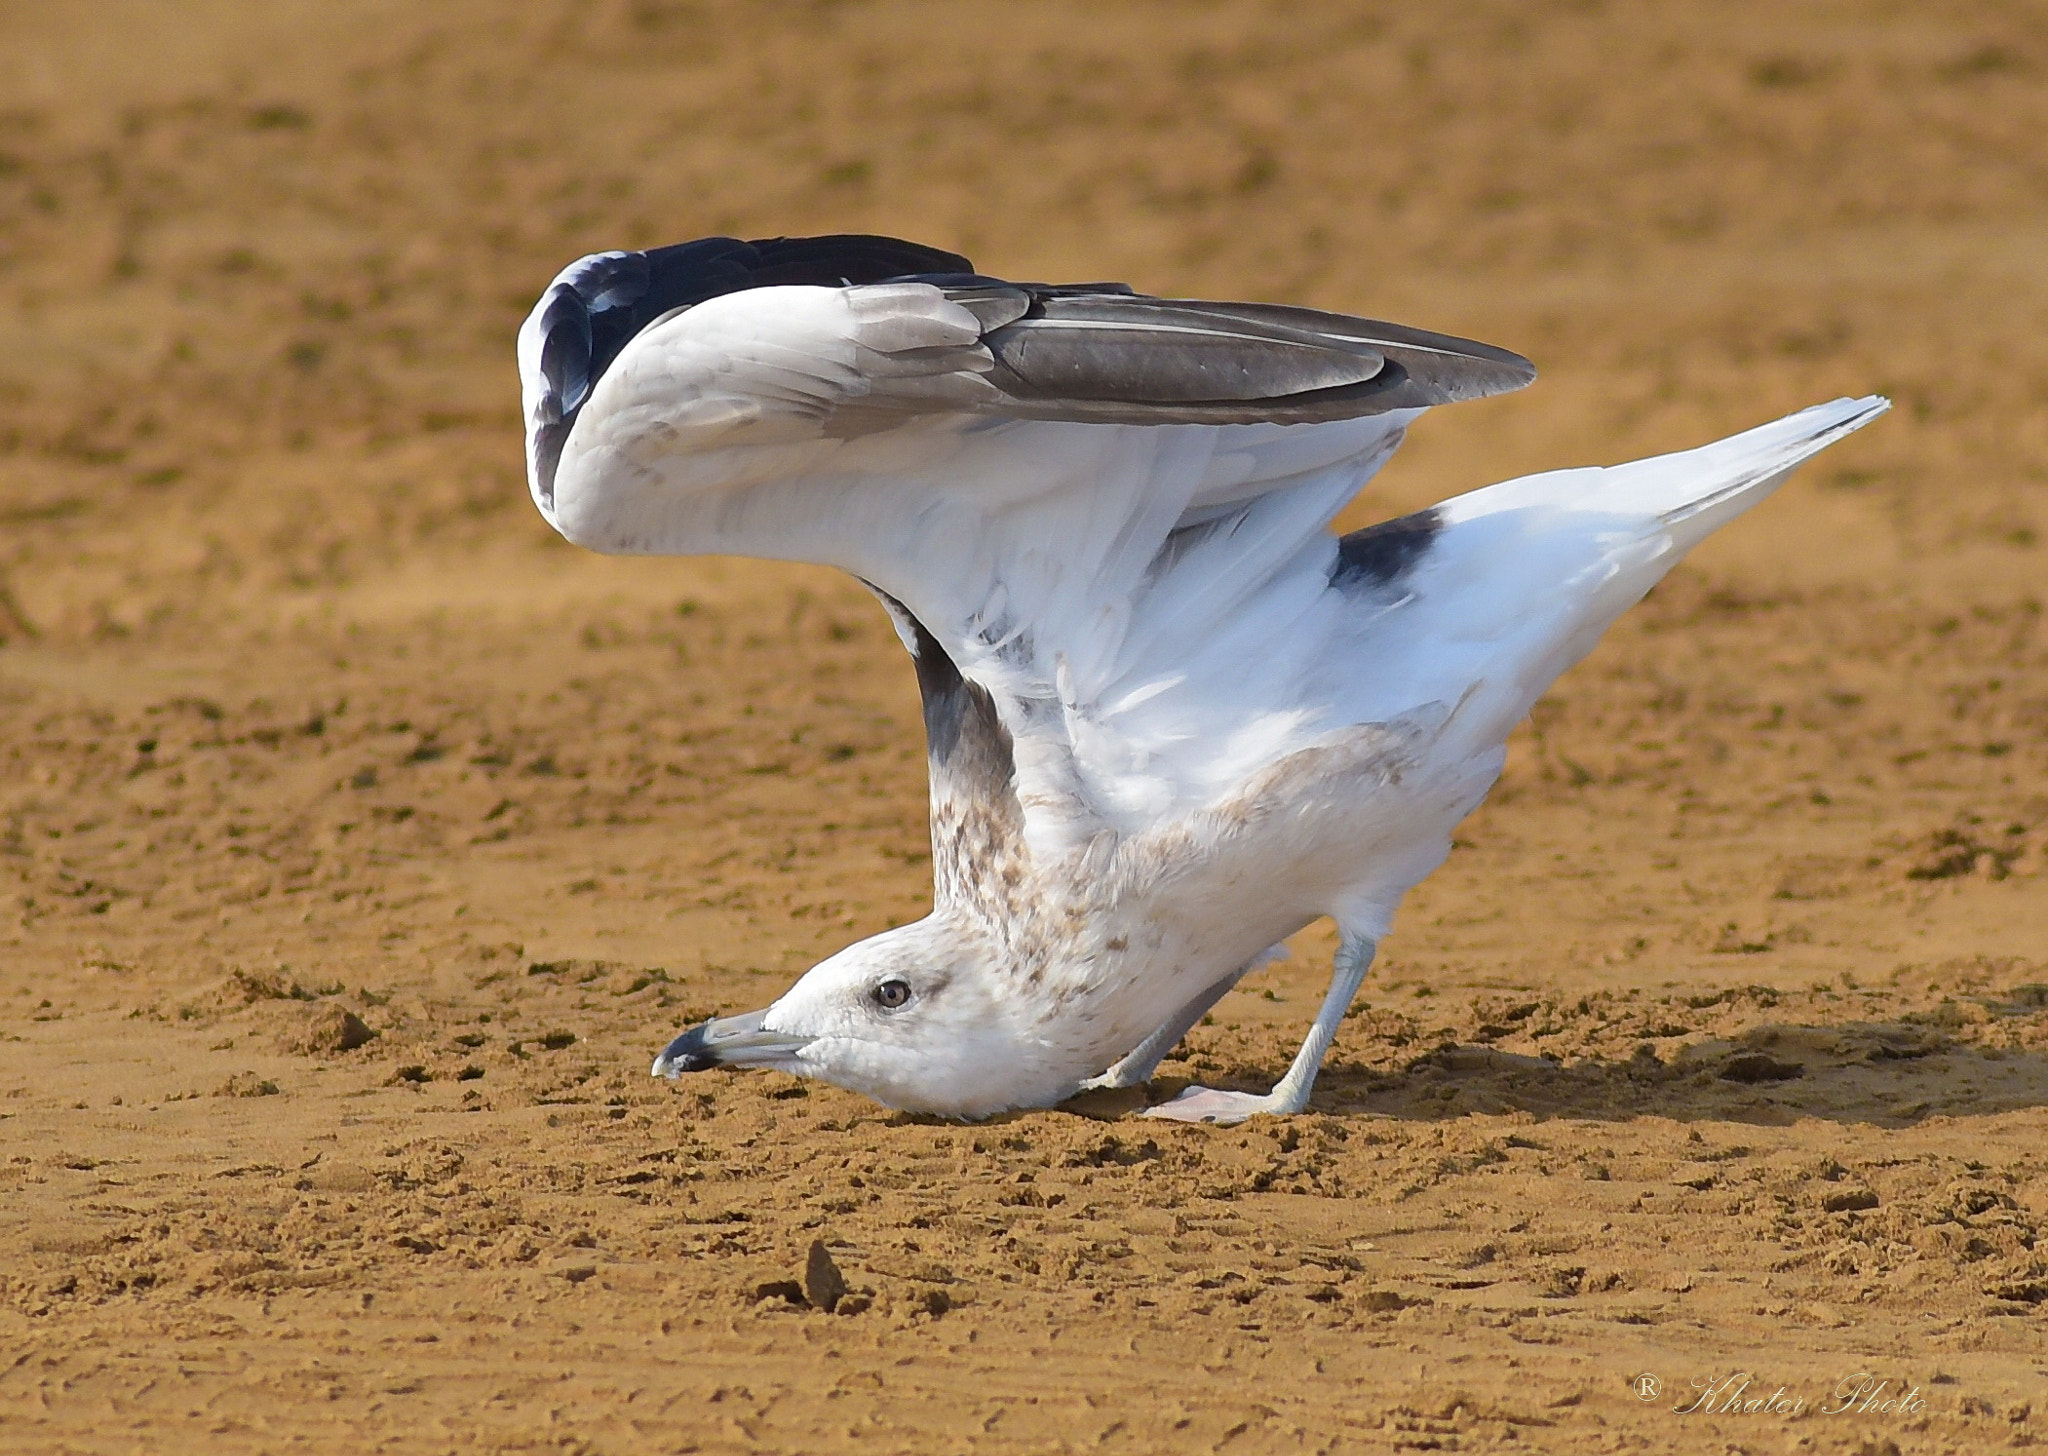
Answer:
[2, 2, 2046, 1451]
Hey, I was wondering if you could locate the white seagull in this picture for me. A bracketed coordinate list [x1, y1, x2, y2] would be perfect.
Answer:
[517, 233, 1885, 1124]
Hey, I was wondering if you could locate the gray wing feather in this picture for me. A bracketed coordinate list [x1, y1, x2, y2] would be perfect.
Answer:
[925, 287, 1532, 425]
[525, 235, 1533, 501]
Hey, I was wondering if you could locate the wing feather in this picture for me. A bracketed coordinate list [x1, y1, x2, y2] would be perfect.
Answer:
[521, 233, 1534, 860]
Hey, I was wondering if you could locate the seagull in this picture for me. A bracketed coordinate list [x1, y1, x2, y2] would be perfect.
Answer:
[517, 232, 1885, 1124]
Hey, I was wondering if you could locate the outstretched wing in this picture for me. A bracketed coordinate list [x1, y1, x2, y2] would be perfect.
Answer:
[518, 233, 1533, 862]
[518, 233, 1532, 510]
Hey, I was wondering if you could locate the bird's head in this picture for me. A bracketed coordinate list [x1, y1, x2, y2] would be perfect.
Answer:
[652, 916, 1079, 1117]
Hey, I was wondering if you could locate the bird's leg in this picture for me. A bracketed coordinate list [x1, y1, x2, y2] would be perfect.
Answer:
[1078, 964, 1250, 1092]
[1144, 933, 1377, 1125]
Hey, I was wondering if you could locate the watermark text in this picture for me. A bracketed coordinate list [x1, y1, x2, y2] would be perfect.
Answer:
[1630, 1372, 1926, 1420]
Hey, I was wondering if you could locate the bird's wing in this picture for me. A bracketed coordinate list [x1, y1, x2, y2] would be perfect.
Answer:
[520, 237, 1533, 861]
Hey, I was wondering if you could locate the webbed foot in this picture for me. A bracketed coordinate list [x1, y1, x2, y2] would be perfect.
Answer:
[1142, 1085, 1299, 1125]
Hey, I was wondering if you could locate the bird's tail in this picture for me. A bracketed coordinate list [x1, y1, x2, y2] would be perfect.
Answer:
[1438, 395, 1890, 544]
[1366, 396, 1889, 756]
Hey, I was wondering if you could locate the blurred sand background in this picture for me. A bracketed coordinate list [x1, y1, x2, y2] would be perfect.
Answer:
[2, 1, 2046, 1451]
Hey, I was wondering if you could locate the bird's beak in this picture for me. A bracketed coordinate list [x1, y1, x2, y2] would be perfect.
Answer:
[651, 1008, 814, 1077]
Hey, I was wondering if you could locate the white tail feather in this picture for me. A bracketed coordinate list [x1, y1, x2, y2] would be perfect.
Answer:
[1349, 397, 1891, 756]
[1439, 396, 1890, 550]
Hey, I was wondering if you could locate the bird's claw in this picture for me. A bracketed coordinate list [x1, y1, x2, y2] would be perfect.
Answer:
[1077, 1067, 1145, 1093]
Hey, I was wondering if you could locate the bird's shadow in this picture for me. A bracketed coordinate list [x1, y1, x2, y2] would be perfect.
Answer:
[1150, 1016, 2048, 1127]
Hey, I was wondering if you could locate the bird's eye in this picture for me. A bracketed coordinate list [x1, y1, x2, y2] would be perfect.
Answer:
[872, 979, 912, 1011]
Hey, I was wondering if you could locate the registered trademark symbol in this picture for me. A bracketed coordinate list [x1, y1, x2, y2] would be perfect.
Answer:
[1631, 1372, 1663, 1402]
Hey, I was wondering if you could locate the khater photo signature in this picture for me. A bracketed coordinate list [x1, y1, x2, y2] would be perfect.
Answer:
[1630, 1372, 1926, 1419]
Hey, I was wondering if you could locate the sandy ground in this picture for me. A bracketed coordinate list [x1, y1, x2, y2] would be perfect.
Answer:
[2, 1, 2047, 1451]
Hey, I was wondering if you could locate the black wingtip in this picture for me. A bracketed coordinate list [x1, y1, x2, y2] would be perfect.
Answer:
[524, 234, 984, 503]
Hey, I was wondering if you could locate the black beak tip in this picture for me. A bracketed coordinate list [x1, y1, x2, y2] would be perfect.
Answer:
[653, 1021, 718, 1076]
